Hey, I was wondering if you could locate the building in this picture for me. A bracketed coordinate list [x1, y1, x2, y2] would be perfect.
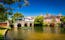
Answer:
[13, 14, 61, 27]
[44, 14, 61, 24]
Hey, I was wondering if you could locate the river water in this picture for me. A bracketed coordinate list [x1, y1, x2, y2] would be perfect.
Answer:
[5, 26, 65, 40]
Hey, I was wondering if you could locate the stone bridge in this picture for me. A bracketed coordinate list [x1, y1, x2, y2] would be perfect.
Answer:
[14, 20, 34, 28]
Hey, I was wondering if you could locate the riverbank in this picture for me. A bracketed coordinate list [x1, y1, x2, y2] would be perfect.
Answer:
[0, 29, 7, 36]
[0, 28, 8, 40]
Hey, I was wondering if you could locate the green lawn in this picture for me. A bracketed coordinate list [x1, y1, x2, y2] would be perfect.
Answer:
[0, 35, 4, 40]
[0, 28, 7, 40]
[0, 29, 7, 36]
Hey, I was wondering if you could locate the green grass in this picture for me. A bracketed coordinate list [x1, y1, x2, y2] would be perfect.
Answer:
[0, 27, 10, 40]
[0, 26, 11, 30]
[0, 35, 4, 40]
[0, 29, 7, 35]
[0, 27, 8, 36]
[0, 29, 7, 40]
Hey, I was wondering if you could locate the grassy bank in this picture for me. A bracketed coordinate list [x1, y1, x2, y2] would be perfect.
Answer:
[0, 28, 8, 40]
[0, 29, 7, 35]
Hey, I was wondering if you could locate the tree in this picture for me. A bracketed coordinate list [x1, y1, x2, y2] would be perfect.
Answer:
[0, 4, 6, 12]
[12, 12, 24, 22]
[0, 4, 8, 22]
[3, 0, 29, 9]
[60, 16, 65, 22]
[0, 0, 29, 22]
[34, 16, 44, 26]
[0, 4, 13, 22]
[0, 0, 29, 11]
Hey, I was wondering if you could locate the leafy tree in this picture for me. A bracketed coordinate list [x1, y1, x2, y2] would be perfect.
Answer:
[0, 4, 8, 22]
[0, 4, 13, 22]
[4, 0, 15, 4]
[60, 16, 65, 22]
[0, 4, 6, 12]
[12, 12, 24, 22]
[34, 16, 44, 26]
[0, 0, 29, 22]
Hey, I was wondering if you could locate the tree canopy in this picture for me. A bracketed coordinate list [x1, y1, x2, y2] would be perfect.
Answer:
[0, 4, 8, 22]
[60, 16, 65, 22]
[12, 12, 24, 21]
[34, 16, 44, 26]
[0, 0, 29, 22]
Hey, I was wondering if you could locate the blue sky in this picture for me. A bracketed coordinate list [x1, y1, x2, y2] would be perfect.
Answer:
[5, 0, 65, 16]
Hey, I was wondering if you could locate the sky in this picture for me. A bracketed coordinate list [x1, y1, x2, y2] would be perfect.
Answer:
[4, 0, 65, 16]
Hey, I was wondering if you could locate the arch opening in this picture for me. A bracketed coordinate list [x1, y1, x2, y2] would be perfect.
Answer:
[24, 23, 27, 27]
[30, 23, 32, 27]
[17, 23, 21, 28]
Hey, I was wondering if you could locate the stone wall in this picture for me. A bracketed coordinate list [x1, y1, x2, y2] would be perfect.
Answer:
[0, 21, 9, 28]
[14, 20, 34, 27]
[0, 22, 7, 28]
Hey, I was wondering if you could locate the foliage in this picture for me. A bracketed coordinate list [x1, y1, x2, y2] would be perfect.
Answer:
[0, 35, 4, 40]
[2, 0, 22, 4]
[3, 0, 29, 8]
[0, 4, 8, 22]
[12, 12, 24, 22]
[0, 4, 13, 22]
[0, 0, 29, 22]
[0, 13, 8, 22]
[4, 0, 15, 4]
[60, 16, 65, 22]
[34, 16, 44, 25]
[0, 4, 6, 12]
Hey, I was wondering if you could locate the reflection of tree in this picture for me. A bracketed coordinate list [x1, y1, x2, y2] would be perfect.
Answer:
[60, 16, 65, 33]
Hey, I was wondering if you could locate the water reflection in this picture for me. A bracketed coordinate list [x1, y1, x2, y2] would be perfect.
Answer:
[34, 26, 43, 33]
[60, 27, 65, 33]
[5, 26, 65, 40]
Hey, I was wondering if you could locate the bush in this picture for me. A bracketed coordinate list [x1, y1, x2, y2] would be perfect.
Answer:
[34, 16, 43, 26]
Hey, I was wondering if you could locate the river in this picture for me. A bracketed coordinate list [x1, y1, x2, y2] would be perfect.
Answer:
[4, 26, 65, 40]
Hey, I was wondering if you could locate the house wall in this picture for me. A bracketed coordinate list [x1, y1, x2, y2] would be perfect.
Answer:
[44, 18, 61, 24]
[0, 21, 9, 28]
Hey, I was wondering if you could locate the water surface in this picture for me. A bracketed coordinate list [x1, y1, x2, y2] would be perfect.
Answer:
[5, 26, 65, 40]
